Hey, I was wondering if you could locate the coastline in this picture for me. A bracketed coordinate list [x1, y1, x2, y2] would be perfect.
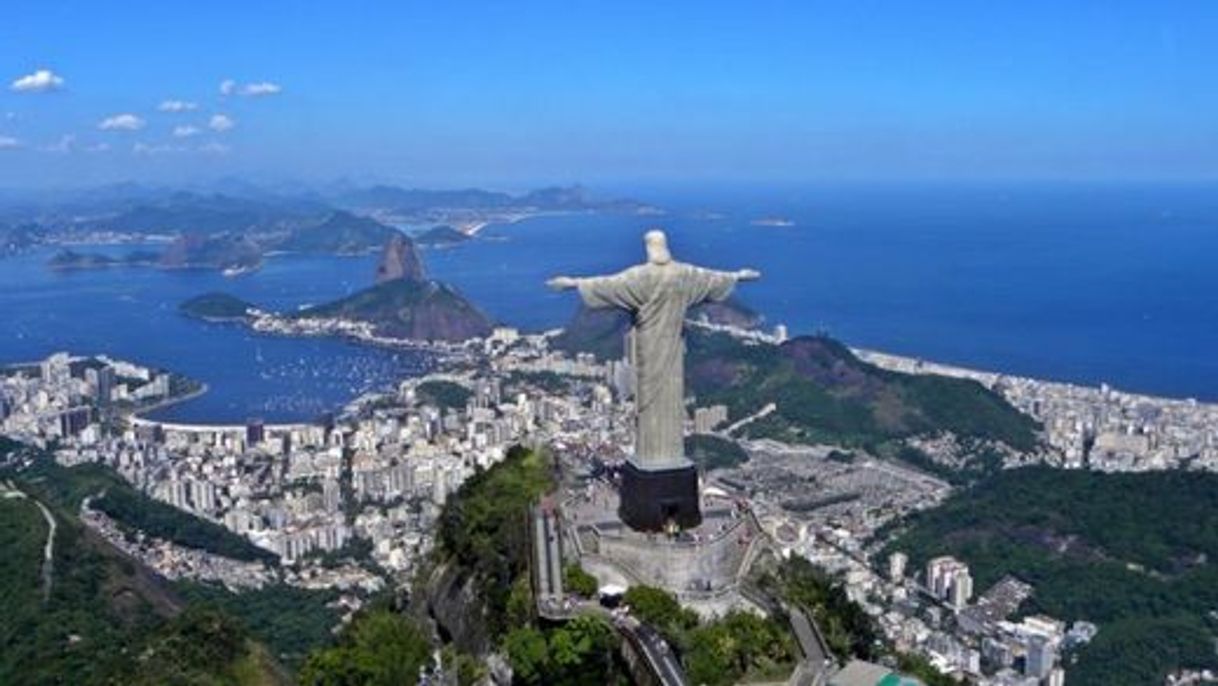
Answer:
[855, 347, 1218, 470]
[131, 381, 210, 421]
[156, 313, 1218, 432]
[854, 347, 1214, 410]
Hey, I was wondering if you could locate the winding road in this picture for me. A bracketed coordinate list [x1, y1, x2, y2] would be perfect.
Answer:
[34, 498, 56, 601]
[2, 481, 57, 601]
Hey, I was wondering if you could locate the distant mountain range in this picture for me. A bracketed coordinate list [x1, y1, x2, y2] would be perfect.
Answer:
[332, 182, 652, 214]
[414, 225, 472, 247]
[0, 180, 653, 229]
[274, 210, 400, 255]
[0, 180, 654, 269]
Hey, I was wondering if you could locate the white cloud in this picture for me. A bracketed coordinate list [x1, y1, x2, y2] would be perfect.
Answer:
[158, 99, 198, 113]
[173, 125, 202, 138]
[198, 142, 231, 155]
[84, 142, 111, 153]
[133, 142, 187, 155]
[10, 69, 65, 93]
[133, 141, 224, 155]
[208, 114, 235, 132]
[0, 136, 21, 150]
[220, 78, 283, 97]
[241, 81, 282, 96]
[98, 113, 145, 131]
[43, 134, 75, 153]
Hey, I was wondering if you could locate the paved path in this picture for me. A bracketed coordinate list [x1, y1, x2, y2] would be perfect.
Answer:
[34, 498, 56, 601]
[724, 402, 777, 435]
[619, 619, 689, 686]
[2, 481, 56, 601]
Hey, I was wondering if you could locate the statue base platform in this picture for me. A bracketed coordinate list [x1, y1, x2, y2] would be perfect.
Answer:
[618, 459, 701, 531]
[565, 477, 768, 607]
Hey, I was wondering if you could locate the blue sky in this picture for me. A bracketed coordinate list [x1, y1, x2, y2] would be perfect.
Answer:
[1, 1, 1217, 188]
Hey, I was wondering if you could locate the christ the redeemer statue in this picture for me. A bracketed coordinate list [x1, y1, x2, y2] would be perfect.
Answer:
[548, 229, 759, 531]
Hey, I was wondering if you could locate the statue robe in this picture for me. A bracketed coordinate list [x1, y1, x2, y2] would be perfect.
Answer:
[578, 261, 738, 468]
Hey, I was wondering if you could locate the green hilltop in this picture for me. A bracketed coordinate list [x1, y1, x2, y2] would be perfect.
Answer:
[295, 278, 493, 342]
[414, 224, 472, 247]
[0, 440, 290, 685]
[687, 331, 1040, 453]
[556, 304, 1040, 456]
[883, 467, 1218, 685]
[180, 291, 258, 321]
[275, 210, 400, 254]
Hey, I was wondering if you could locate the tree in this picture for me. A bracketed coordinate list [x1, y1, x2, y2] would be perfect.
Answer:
[504, 627, 550, 686]
[623, 586, 695, 630]
[504, 617, 623, 686]
[441, 646, 487, 686]
[504, 573, 536, 628]
[623, 585, 700, 648]
[769, 556, 878, 659]
[684, 611, 795, 686]
[548, 616, 619, 685]
[298, 609, 431, 686]
[437, 446, 553, 638]
[564, 564, 599, 598]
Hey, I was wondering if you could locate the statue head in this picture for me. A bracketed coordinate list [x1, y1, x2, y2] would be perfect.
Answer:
[644, 229, 673, 265]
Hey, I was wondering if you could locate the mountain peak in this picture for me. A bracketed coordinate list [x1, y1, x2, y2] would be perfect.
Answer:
[375, 232, 426, 284]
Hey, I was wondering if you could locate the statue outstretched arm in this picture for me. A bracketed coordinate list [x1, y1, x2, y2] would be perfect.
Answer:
[546, 276, 581, 291]
[682, 265, 761, 307]
[549, 268, 646, 310]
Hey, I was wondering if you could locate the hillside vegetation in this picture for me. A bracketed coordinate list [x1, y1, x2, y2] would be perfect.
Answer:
[687, 331, 1040, 452]
[555, 307, 1039, 454]
[884, 467, 1218, 685]
[276, 211, 399, 254]
[295, 278, 492, 342]
[0, 475, 286, 684]
[179, 291, 257, 320]
[436, 445, 554, 638]
[11, 456, 277, 564]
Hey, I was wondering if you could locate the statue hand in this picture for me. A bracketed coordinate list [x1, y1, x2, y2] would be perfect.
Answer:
[736, 268, 761, 281]
[547, 276, 579, 291]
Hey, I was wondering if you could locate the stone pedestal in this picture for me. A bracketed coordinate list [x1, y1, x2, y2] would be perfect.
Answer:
[618, 459, 701, 531]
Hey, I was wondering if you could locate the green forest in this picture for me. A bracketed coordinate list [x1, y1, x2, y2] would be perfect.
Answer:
[884, 467, 1218, 685]
[685, 331, 1040, 453]
[10, 455, 277, 564]
[0, 478, 287, 684]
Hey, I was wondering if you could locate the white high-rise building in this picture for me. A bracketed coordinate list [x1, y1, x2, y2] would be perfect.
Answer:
[1025, 636, 1056, 679]
[693, 405, 728, 434]
[888, 551, 908, 582]
[949, 570, 973, 608]
[926, 555, 972, 608]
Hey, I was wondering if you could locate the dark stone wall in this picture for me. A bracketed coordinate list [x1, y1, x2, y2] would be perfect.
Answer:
[619, 461, 701, 531]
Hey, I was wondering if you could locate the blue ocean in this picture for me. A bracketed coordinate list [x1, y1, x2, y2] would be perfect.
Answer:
[4, 183, 1218, 422]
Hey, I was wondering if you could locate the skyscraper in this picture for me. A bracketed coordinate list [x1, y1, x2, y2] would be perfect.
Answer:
[1025, 636, 1056, 679]
[888, 551, 908, 582]
[247, 417, 265, 446]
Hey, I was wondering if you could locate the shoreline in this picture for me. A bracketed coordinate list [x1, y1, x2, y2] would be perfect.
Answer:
[8, 322, 1214, 431]
[130, 381, 210, 420]
[853, 347, 1216, 410]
